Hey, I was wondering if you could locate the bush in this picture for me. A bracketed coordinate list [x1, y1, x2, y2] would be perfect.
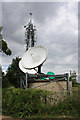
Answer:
[2, 87, 50, 118]
[2, 87, 80, 118]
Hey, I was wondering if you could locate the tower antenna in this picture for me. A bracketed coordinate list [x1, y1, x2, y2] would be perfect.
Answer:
[24, 13, 37, 51]
[30, 13, 32, 22]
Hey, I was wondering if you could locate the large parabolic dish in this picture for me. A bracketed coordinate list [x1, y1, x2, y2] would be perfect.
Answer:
[21, 46, 48, 69]
[19, 60, 38, 74]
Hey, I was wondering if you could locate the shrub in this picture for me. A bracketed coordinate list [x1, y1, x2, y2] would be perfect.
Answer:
[2, 87, 50, 118]
[2, 87, 80, 118]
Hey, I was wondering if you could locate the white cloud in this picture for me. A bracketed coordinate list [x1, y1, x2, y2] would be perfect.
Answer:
[2, 2, 78, 78]
[2, 0, 80, 2]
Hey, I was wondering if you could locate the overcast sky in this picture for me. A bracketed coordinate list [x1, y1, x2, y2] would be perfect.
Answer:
[1, 2, 79, 81]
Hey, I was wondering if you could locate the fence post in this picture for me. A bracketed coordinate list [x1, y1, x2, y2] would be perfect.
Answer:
[26, 73, 28, 89]
[66, 73, 70, 97]
[20, 77, 22, 88]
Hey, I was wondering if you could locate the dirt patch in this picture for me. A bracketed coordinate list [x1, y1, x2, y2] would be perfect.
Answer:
[0, 116, 12, 120]
[2, 116, 12, 118]
[57, 115, 75, 118]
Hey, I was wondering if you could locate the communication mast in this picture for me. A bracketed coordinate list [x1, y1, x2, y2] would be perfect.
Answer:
[24, 13, 37, 51]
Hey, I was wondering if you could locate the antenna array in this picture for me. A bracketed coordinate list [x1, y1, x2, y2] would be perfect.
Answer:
[24, 13, 37, 51]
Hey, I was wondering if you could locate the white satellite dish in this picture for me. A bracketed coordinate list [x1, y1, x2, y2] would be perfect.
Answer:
[19, 60, 38, 74]
[21, 46, 48, 69]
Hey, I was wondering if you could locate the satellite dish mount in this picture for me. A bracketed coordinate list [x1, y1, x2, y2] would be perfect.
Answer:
[19, 14, 48, 88]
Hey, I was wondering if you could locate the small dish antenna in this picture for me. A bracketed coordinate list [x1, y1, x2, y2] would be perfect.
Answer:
[21, 46, 48, 69]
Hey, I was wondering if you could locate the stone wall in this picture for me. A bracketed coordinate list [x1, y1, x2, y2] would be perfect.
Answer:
[29, 81, 72, 92]
[29, 80, 72, 103]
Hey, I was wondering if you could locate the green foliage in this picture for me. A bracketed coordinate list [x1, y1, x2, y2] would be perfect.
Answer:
[2, 72, 11, 88]
[2, 88, 50, 118]
[0, 26, 12, 55]
[72, 82, 79, 87]
[2, 87, 80, 118]
[55, 98, 79, 117]
[2, 40, 12, 55]
[72, 79, 78, 87]
[69, 76, 78, 87]
[0, 27, 2, 52]
[6, 57, 23, 88]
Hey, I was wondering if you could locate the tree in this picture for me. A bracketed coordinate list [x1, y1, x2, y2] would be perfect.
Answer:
[0, 65, 2, 88]
[0, 27, 12, 55]
[0, 27, 12, 88]
[6, 57, 24, 88]
[2, 72, 11, 88]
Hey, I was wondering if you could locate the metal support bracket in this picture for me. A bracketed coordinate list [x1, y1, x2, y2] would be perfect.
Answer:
[66, 73, 70, 97]
[25, 72, 28, 89]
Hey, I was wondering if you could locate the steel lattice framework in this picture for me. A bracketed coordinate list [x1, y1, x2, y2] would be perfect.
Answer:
[24, 13, 37, 51]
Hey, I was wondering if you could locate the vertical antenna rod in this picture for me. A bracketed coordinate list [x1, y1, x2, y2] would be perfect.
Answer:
[24, 13, 37, 51]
